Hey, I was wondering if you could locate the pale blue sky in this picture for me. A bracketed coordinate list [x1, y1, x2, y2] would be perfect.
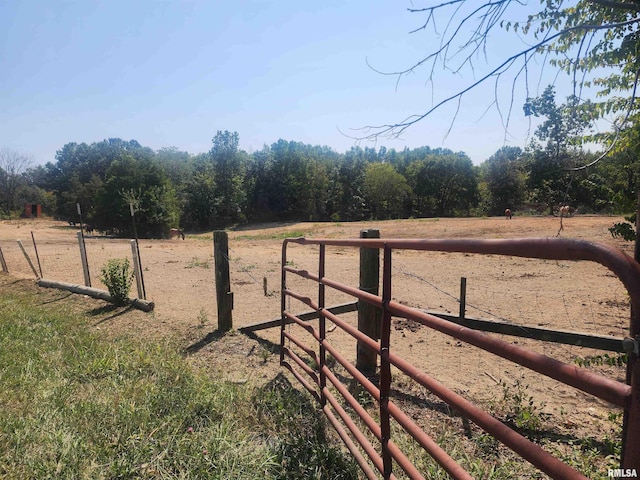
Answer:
[1, 1, 564, 166]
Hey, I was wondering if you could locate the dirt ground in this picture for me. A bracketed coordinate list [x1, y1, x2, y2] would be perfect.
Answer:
[0, 214, 634, 445]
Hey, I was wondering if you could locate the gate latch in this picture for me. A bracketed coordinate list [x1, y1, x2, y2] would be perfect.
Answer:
[622, 336, 639, 355]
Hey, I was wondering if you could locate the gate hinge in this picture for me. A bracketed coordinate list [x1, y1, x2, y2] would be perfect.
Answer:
[622, 336, 639, 355]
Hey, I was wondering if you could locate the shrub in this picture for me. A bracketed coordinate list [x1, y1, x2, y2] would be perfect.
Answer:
[609, 213, 636, 241]
[100, 258, 134, 305]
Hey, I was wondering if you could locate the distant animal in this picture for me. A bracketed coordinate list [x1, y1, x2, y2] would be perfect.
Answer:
[84, 224, 94, 234]
[169, 228, 185, 240]
[559, 205, 571, 217]
[505, 208, 512, 220]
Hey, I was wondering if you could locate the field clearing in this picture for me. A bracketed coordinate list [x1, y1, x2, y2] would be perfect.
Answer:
[0, 214, 635, 457]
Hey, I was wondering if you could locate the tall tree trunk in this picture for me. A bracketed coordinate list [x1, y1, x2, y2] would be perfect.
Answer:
[635, 189, 640, 263]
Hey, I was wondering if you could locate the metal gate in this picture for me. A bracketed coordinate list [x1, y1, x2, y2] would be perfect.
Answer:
[280, 237, 640, 479]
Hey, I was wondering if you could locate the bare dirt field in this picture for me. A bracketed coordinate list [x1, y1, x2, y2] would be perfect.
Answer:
[0, 214, 634, 453]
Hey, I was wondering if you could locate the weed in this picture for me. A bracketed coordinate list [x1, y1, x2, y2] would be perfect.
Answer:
[185, 256, 210, 269]
[491, 379, 549, 432]
[259, 346, 272, 363]
[574, 353, 627, 367]
[197, 308, 208, 328]
[236, 230, 308, 241]
[99, 258, 133, 305]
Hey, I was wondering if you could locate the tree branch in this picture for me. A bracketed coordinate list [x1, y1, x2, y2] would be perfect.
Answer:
[357, 3, 640, 142]
[589, 0, 640, 13]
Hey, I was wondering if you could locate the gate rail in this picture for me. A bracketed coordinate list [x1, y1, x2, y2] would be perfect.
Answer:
[280, 237, 640, 479]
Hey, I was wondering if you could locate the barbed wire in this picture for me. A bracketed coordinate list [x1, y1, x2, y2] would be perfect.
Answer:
[226, 248, 261, 284]
[394, 265, 511, 323]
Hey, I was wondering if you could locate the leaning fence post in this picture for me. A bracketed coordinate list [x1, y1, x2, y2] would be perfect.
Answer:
[0, 247, 8, 273]
[17, 240, 39, 279]
[357, 228, 381, 375]
[214, 230, 233, 331]
[77, 231, 91, 287]
[130, 240, 143, 299]
[30, 231, 43, 278]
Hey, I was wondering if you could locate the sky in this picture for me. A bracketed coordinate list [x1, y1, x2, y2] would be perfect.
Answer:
[1, 1, 571, 166]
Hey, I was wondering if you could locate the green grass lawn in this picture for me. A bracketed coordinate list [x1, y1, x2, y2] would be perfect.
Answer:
[0, 278, 358, 479]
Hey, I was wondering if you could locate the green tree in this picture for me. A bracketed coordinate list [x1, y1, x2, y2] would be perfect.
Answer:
[524, 86, 592, 159]
[94, 155, 179, 238]
[248, 140, 332, 221]
[325, 147, 367, 221]
[182, 160, 218, 231]
[482, 146, 526, 216]
[43, 139, 154, 222]
[523, 86, 593, 214]
[406, 154, 478, 217]
[363, 162, 411, 219]
[210, 130, 246, 226]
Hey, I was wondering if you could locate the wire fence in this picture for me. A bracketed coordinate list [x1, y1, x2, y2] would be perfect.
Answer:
[1, 222, 632, 454]
[0, 228, 285, 333]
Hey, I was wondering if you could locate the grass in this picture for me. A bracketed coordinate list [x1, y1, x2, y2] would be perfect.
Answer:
[234, 230, 309, 241]
[0, 278, 358, 479]
[185, 256, 210, 269]
[317, 357, 623, 479]
[385, 377, 623, 479]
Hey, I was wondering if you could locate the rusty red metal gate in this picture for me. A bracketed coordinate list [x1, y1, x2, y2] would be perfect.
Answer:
[279, 237, 640, 479]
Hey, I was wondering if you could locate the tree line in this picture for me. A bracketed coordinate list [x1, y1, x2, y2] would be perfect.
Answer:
[1, 88, 638, 237]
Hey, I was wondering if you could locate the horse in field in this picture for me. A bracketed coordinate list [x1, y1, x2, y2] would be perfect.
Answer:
[505, 208, 512, 219]
[169, 228, 185, 240]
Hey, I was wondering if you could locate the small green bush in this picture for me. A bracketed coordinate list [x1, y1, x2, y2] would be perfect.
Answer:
[100, 258, 134, 305]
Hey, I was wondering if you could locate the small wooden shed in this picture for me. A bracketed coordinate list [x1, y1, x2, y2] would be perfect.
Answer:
[24, 204, 42, 218]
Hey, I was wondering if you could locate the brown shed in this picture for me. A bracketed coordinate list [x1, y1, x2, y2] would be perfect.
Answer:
[24, 204, 42, 218]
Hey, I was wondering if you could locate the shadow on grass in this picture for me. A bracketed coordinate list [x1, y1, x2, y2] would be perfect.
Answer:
[39, 292, 73, 305]
[244, 331, 281, 355]
[253, 372, 360, 480]
[184, 329, 228, 355]
[90, 304, 134, 325]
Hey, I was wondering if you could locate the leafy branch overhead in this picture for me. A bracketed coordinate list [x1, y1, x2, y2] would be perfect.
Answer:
[359, 0, 640, 155]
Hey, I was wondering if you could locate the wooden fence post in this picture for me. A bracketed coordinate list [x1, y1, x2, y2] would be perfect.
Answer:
[0, 247, 8, 273]
[357, 228, 381, 375]
[17, 240, 40, 279]
[130, 240, 143, 299]
[459, 277, 467, 320]
[214, 230, 233, 331]
[31, 231, 43, 278]
[77, 232, 91, 287]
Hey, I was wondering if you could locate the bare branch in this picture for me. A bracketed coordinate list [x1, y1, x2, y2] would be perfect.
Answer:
[357, 6, 640, 143]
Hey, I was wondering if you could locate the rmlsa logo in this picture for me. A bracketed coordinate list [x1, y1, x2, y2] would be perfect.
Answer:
[609, 469, 638, 478]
